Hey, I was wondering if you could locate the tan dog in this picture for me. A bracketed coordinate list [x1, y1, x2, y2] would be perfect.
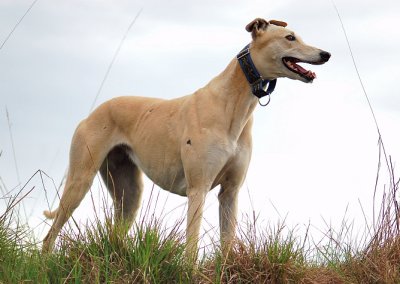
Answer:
[42, 18, 330, 254]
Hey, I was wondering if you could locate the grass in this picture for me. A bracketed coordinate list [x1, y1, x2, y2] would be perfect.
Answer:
[0, 192, 193, 283]
[1, 162, 399, 283]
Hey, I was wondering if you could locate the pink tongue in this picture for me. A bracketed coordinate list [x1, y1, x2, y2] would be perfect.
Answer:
[294, 62, 316, 79]
[305, 70, 316, 79]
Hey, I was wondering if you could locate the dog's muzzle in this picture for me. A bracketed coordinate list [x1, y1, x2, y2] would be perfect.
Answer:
[282, 50, 331, 82]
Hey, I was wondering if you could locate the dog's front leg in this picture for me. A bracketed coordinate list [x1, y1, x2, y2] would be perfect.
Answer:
[218, 185, 239, 251]
[186, 190, 207, 258]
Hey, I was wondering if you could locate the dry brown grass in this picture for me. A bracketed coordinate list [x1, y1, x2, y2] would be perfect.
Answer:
[338, 158, 400, 283]
[194, 155, 400, 284]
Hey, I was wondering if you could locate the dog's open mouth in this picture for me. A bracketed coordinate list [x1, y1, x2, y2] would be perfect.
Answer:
[282, 57, 318, 81]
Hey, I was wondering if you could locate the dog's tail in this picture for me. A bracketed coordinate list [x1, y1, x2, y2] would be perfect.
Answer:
[43, 208, 58, 219]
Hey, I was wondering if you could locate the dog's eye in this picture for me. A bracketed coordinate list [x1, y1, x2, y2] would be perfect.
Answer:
[285, 35, 296, 41]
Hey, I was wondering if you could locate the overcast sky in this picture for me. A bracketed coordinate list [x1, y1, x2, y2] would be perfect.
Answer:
[1, 0, 399, 245]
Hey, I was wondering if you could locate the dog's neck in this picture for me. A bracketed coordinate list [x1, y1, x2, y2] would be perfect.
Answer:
[236, 44, 277, 99]
[204, 58, 259, 139]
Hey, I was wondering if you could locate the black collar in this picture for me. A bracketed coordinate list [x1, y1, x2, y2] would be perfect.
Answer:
[236, 44, 277, 99]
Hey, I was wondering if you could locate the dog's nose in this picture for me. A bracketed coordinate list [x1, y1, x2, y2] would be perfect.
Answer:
[320, 51, 331, 62]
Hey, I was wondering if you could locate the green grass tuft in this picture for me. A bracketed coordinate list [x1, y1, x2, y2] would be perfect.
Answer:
[1, 166, 400, 283]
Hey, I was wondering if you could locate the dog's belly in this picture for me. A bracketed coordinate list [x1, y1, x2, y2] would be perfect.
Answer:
[128, 151, 188, 196]
[155, 173, 187, 196]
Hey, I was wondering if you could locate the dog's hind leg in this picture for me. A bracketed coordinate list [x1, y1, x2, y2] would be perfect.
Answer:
[100, 145, 143, 232]
[42, 121, 111, 253]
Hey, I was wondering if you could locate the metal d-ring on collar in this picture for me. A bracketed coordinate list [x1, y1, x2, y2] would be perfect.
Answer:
[236, 44, 277, 106]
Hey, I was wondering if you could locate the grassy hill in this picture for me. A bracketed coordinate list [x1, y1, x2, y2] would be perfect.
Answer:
[1, 179, 400, 284]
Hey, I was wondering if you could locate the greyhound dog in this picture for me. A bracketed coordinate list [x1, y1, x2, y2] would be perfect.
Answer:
[42, 18, 330, 254]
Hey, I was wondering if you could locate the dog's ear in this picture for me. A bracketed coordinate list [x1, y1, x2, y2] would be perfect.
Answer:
[269, 20, 287, 27]
[246, 18, 269, 40]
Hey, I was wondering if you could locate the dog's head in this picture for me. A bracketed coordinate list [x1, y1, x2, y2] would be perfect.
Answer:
[246, 18, 330, 83]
